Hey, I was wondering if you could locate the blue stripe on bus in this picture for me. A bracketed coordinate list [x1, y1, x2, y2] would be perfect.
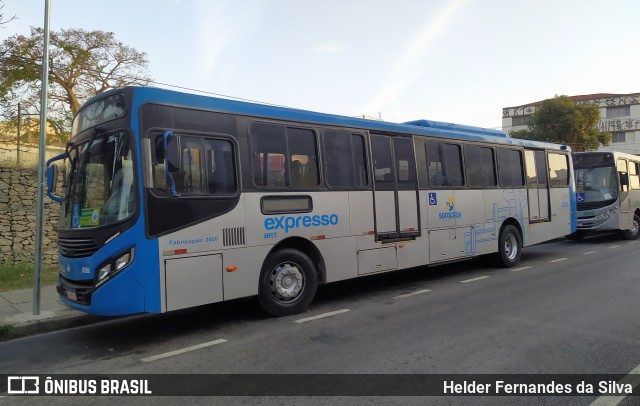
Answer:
[127, 87, 568, 151]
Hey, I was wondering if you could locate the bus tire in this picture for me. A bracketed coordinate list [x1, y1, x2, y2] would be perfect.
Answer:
[258, 248, 318, 316]
[622, 213, 640, 240]
[494, 225, 522, 268]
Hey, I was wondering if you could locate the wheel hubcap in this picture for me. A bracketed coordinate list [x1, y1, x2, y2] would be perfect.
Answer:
[504, 233, 518, 261]
[631, 219, 639, 236]
[269, 262, 304, 303]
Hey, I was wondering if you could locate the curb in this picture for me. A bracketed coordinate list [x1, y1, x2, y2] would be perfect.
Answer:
[8, 313, 106, 339]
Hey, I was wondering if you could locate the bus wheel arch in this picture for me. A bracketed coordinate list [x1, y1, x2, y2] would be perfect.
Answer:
[494, 219, 523, 268]
[622, 211, 640, 240]
[258, 237, 325, 316]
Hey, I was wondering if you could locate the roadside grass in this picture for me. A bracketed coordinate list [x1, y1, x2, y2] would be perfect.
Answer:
[0, 262, 58, 292]
[0, 324, 14, 341]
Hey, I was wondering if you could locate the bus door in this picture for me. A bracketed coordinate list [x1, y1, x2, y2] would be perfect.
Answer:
[524, 149, 550, 222]
[617, 158, 631, 223]
[370, 134, 420, 240]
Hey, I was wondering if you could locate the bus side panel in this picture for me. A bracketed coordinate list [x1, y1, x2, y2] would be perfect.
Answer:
[525, 187, 570, 246]
[157, 196, 247, 311]
[244, 192, 351, 246]
[316, 236, 358, 282]
[348, 191, 375, 240]
[478, 188, 527, 251]
[223, 245, 272, 300]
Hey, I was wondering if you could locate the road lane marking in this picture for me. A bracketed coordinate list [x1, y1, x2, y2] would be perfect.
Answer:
[628, 241, 639, 245]
[461, 276, 490, 283]
[295, 309, 350, 323]
[508, 266, 531, 272]
[608, 245, 620, 249]
[549, 258, 568, 263]
[583, 251, 597, 255]
[589, 362, 640, 406]
[393, 289, 432, 299]
[141, 339, 227, 362]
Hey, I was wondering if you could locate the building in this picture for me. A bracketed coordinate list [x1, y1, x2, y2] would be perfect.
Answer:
[502, 92, 640, 155]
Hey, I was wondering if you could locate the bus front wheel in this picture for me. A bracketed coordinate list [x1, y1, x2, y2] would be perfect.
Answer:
[622, 213, 640, 240]
[258, 248, 318, 316]
[494, 225, 522, 268]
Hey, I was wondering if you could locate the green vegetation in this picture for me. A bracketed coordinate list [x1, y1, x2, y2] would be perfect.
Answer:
[510, 95, 611, 152]
[0, 24, 152, 142]
[0, 323, 13, 341]
[0, 262, 58, 292]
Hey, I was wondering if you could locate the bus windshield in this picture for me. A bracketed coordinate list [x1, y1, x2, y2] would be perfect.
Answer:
[574, 165, 618, 203]
[59, 130, 136, 230]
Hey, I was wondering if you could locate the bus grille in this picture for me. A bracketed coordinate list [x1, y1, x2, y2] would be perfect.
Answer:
[577, 201, 614, 211]
[223, 227, 245, 247]
[58, 237, 99, 258]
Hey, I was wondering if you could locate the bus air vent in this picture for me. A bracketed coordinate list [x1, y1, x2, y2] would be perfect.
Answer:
[58, 237, 99, 258]
[223, 227, 246, 247]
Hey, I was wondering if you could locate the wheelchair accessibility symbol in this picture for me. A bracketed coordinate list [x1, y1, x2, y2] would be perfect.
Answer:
[428, 193, 437, 206]
[576, 192, 585, 203]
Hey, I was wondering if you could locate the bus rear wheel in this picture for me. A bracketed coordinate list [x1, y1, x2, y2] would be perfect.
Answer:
[493, 225, 522, 268]
[622, 213, 640, 240]
[258, 248, 318, 316]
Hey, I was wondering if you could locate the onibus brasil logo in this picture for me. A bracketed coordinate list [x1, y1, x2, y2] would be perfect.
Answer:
[439, 195, 463, 219]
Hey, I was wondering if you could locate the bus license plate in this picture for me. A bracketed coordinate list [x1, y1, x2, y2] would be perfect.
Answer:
[65, 289, 77, 301]
[582, 210, 595, 216]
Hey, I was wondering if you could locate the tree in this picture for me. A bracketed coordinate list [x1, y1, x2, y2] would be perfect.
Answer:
[0, 1, 16, 27]
[0, 27, 152, 143]
[510, 96, 611, 152]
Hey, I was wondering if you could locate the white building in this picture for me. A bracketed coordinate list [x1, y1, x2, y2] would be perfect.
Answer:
[502, 92, 640, 155]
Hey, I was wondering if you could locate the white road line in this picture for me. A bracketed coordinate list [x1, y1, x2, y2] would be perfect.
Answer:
[583, 251, 597, 255]
[461, 276, 490, 283]
[393, 289, 432, 299]
[589, 363, 640, 406]
[508, 266, 531, 272]
[628, 241, 639, 245]
[295, 309, 350, 323]
[141, 339, 227, 363]
[608, 245, 620, 249]
[549, 258, 568, 263]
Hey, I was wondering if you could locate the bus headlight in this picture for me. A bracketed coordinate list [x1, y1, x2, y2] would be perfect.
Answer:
[98, 263, 111, 282]
[96, 247, 135, 286]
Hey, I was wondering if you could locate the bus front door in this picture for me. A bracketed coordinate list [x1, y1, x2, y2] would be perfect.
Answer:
[370, 134, 420, 241]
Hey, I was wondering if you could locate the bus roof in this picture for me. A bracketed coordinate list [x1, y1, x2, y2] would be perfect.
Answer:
[87, 86, 570, 151]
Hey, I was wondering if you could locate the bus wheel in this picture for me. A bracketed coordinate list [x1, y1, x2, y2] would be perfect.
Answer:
[258, 248, 318, 316]
[494, 225, 522, 268]
[622, 213, 640, 240]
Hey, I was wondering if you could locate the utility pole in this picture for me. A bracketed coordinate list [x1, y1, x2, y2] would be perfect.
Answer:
[33, 0, 51, 315]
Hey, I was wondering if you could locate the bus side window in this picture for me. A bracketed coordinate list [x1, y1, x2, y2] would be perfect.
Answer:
[204, 139, 236, 195]
[324, 131, 367, 188]
[251, 123, 318, 189]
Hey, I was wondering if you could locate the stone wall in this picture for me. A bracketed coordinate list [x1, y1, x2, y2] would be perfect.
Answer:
[0, 168, 60, 266]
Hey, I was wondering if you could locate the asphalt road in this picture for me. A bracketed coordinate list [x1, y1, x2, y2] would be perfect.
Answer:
[1, 233, 639, 405]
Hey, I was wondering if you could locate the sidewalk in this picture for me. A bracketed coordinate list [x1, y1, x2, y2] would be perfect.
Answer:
[0, 285, 100, 338]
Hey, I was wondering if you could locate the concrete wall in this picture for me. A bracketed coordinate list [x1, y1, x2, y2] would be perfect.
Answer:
[0, 168, 59, 267]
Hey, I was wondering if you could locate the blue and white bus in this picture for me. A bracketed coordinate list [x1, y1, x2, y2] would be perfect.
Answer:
[47, 87, 576, 316]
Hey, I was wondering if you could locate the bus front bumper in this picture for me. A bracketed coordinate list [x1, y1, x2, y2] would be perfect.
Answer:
[57, 270, 145, 316]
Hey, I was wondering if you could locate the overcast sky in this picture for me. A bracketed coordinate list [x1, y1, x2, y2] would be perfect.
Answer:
[2, 0, 639, 130]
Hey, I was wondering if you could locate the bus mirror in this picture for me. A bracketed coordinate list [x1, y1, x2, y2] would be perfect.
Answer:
[164, 131, 180, 172]
[47, 164, 64, 203]
[46, 152, 67, 203]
